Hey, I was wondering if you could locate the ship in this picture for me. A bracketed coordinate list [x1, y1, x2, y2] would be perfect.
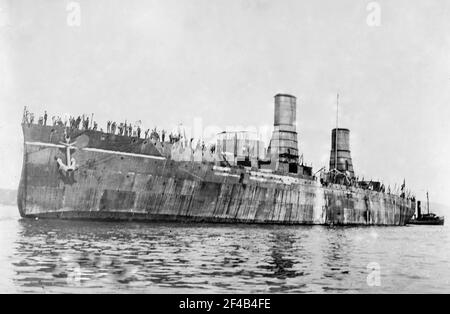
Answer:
[17, 94, 416, 225]
[409, 192, 444, 225]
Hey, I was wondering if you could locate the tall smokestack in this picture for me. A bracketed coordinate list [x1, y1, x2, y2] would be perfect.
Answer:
[268, 94, 299, 167]
[329, 128, 355, 177]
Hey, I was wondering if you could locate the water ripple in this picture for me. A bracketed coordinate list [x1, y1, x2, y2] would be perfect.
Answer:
[0, 205, 449, 293]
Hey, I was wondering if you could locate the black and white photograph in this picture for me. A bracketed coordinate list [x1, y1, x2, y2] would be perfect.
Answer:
[0, 0, 449, 298]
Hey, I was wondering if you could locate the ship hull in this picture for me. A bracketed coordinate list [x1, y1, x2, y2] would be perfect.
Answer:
[408, 219, 444, 226]
[18, 125, 415, 226]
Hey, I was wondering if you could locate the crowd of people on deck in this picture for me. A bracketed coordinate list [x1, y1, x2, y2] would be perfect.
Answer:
[22, 106, 184, 143]
[319, 169, 415, 200]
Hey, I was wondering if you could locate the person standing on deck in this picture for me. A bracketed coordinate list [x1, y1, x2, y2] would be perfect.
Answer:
[22, 106, 29, 124]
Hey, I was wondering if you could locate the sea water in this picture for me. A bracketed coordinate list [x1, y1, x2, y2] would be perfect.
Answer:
[0, 205, 449, 293]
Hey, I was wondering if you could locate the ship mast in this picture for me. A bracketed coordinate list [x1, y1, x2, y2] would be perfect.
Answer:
[335, 93, 339, 171]
[427, 191, 430, 215]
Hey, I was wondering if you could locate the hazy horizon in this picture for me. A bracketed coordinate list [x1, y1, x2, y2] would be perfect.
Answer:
[1, 0, 449, 204]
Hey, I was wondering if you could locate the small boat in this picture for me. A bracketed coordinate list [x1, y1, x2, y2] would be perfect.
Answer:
[409, 213, 444, 225]
[409, 192, 445, 225]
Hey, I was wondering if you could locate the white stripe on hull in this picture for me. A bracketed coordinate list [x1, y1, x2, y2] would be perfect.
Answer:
[25, 141, 65, 148]
[84, 147, 166, 160]
[25, 141, 166, 160]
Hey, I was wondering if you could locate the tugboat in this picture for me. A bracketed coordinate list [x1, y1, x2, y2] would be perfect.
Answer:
[409, 192, 445, 225]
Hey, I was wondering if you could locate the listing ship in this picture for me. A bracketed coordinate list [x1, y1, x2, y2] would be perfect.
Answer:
[18, 94, 416, 225]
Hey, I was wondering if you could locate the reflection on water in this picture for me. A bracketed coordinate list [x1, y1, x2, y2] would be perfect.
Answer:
[0, 205, 449, 293]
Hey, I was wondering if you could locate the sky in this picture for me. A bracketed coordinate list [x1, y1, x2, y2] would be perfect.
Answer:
[0, 0, 449, 205]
